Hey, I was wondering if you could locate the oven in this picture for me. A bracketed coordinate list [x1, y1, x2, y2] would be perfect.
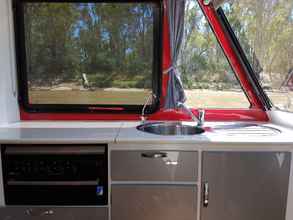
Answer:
[1, 145, 108, 206]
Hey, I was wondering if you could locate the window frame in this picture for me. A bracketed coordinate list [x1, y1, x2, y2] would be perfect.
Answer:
[14, 0, 163, 114]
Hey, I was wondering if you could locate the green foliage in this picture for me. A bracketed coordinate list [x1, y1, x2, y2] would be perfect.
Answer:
[25, 3, 154, 89]
[222, 0, 293, 87]
[87, 74, 113, 88]
[25, 0, 293, 93]
[179, 0, 293, 91]
[179, 0, 239, 90]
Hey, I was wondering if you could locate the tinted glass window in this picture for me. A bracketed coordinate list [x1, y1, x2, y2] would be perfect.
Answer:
[179, 0, 250, 108]
[221, 0, 293, 111]
[20, 1, 160, 110]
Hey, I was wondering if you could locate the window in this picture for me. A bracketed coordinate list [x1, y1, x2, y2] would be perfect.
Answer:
[179, 0, 250, 109]
[220, 0, 293, 111]
[16, 0, 162, 112]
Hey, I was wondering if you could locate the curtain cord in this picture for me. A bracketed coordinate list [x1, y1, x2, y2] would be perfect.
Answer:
[163, 65, 176, 74]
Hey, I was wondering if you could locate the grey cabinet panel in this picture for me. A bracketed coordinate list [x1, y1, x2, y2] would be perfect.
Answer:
[111, 151, 198, 181]
[111, 185, 197, 220]
[201, 152, 291, 220]
[0, 207, 108, 220]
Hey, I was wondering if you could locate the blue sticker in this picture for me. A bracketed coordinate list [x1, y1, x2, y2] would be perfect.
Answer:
[96, 186, 104, 196]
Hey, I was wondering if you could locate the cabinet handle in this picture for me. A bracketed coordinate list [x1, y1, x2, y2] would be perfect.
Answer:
[203, 182, 209, 207]
[25, 208, 54, 217]
[141, 152, 167, 158]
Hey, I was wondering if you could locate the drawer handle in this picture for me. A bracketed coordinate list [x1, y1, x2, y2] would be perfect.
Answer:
[141, 152, 167, 158]
[25, 208, 54, 217]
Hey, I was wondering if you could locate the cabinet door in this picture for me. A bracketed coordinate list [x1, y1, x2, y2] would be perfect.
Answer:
[0, 207, 108, 220]
[112, 185, 197, 220]
[201, 152, 291, 220]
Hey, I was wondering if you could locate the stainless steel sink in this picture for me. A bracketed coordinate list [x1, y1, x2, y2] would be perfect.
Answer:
[136, 122, 205, 136]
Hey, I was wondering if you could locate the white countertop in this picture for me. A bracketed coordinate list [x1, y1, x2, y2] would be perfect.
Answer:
[0, 121, 123, 144]
[0, 121, 293, 147]
[117, 121, 293, 145]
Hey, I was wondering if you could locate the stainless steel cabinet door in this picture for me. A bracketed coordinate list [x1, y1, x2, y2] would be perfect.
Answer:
[0, 207, 108, 220]
[112, 185, 197, 220]
[201, 152, 291, 220]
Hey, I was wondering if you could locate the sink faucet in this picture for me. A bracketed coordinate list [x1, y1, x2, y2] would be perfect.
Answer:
[141, 93, 157, 124]
[177, 102, 205, 127]
[198, 108, 205, 127]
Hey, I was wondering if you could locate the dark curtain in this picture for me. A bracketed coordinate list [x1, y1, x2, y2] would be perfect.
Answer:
[164, 0, 186, 109]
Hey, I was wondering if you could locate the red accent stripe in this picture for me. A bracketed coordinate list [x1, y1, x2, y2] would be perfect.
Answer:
[20, 107, 268, 122]
[87, 107, 124, 111]
[161, 0, 171, 108]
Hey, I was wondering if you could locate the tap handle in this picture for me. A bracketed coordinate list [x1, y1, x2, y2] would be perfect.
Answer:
[198, 109, 205, 126]
[141, 93, 157, 123]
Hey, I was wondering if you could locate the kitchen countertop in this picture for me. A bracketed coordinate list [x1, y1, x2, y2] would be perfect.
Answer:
[0, 121, 293, 147]
[0, 121, 123, 144]
[117, 121, 293, 145]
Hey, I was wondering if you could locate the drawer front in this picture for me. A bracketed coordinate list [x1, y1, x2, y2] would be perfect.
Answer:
[0, 207, 108, 220]
[112, 185, 197, 220]
[111, 151, 198, 182]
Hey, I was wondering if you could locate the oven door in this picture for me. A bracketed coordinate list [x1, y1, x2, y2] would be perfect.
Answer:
[2, 145, 108, 206]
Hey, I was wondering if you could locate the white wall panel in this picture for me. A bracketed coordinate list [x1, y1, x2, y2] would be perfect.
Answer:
[0, 0, 20, 125]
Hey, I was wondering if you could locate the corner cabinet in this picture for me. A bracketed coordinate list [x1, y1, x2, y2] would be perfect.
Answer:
[201, 152, 291, 220]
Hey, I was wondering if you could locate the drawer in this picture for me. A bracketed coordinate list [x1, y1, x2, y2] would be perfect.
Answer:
[0, 207, 108, 220]
[111, 151, 198, 182]
[112, 185, 197, 220]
